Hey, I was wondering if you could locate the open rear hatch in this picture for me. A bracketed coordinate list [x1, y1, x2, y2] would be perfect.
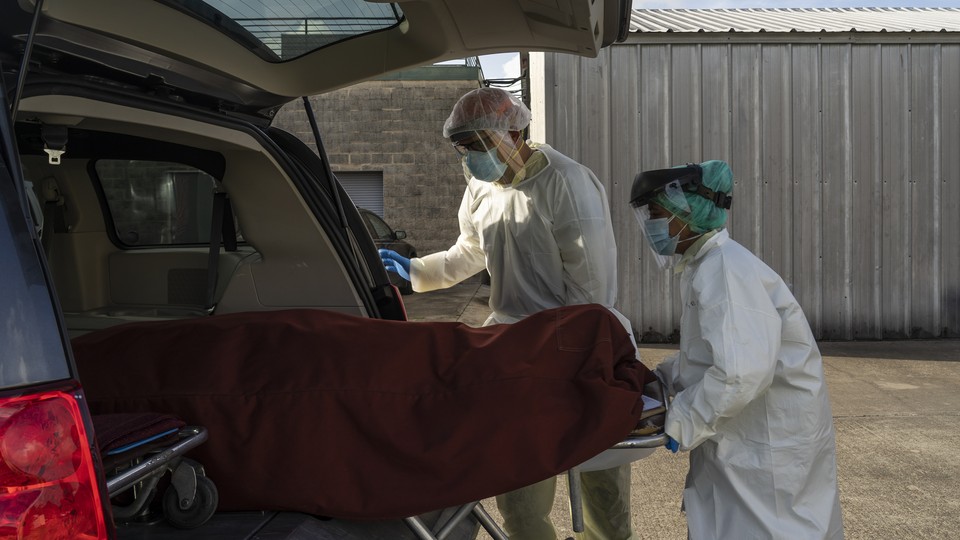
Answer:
[12, 0, 630, 118]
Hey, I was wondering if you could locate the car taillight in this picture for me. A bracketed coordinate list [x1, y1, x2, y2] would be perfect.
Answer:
[0, 390, 109, 539]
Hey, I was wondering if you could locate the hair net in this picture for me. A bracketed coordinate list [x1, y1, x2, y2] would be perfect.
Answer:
[656, 160, 733, 233]
[443, 87, 531, 139]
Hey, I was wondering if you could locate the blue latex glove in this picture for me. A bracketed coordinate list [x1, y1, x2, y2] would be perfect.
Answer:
[379, 249, 411, 282]
[666, 436, 679, 453]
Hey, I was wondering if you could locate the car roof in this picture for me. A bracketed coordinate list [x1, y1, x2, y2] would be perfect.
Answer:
[12, 0, 630, 113]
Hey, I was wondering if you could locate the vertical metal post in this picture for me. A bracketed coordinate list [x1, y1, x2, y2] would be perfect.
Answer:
[568, 466, 585, 533]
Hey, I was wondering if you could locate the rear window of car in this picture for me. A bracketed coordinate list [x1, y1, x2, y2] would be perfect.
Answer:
[95, 160, 237, 247]
[166, 0, 405, 62]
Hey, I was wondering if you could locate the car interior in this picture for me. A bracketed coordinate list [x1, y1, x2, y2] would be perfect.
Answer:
[6, 0, 632, 340]
[16, 93, 375, 339]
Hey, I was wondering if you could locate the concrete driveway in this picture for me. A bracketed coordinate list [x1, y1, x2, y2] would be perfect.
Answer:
[403, 278, 960, 539]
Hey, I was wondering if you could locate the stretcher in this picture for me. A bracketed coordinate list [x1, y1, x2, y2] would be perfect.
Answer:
[566, 379, 668, 535]
[74, 304, 660, 533]
[401, 380, 669, 540]
[94, 413, 218, 529]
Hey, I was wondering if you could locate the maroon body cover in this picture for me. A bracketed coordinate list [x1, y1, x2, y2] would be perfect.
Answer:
[73, 304, 654, 519]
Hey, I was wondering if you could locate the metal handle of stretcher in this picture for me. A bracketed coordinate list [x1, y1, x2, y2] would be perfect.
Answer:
[568, 380, 670, 534]
[106, 426, 208, 496]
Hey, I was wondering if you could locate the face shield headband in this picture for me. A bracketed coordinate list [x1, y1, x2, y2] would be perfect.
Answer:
[629, 163, 733, 213]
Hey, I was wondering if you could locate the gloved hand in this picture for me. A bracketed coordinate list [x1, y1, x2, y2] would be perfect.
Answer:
[379, 249, 411, 282]
[665, 436, 679, 453]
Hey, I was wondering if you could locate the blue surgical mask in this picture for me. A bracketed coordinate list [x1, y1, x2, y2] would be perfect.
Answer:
[645, 215, 679, 256]
[464, 147, 507, 182]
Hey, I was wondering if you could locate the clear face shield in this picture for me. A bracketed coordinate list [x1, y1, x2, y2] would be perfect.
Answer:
[633, 205, 675, 270]
[450, 130, 521, 183]
[632, 180, 692, 270]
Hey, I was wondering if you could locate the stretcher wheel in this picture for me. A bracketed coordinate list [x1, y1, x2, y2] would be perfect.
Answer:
[162, 475, 218, 529]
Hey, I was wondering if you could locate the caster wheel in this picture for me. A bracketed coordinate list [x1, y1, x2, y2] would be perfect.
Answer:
[162, 475, 218, 529]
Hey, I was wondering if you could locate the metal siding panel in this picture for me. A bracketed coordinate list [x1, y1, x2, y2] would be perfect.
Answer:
[550, 53, 581, 157]
[910, 44, 941, 337]
[880, 44, 910, 337]
[942, 44, 960, 337]
[729, 45, 763, 256]
[543, 52, 558, 145]
[700, 45, 731, 160]
[820, 44, 853, 339]
[543, 34, 960, 341]
[760, 44, 794, 281]
[850, 44, 884, 339]
[579, 50, 611, 179]
[640, 45, 672, 167]
[670, 44, 702, 162]
[791, 44, 823, 333]
[638, 44, 678, 340]
[609, 46, 647, 336]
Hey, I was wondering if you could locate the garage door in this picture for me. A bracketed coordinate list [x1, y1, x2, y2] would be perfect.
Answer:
[336, 171, 384, 216]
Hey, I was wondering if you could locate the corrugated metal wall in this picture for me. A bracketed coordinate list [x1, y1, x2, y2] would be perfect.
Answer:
[534, 35, 960, 341]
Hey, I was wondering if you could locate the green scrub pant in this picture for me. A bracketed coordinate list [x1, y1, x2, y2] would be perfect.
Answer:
[495, 463, 635, 540]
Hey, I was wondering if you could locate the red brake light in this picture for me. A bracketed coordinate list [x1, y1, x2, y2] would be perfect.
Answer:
[0, 391, 109, 539]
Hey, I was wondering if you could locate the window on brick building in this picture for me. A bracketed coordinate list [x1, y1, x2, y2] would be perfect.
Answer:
[337, 171, 384, 216]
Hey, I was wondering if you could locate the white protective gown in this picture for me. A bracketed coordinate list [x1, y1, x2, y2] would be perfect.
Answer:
[657, 229, 844, 540]
[411, 144, 626, 329]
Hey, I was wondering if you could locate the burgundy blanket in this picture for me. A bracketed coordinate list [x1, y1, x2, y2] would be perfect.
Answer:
[73, 304, 654, 520]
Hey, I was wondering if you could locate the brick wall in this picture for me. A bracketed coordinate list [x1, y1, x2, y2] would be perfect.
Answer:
[272, 77, 482, 255]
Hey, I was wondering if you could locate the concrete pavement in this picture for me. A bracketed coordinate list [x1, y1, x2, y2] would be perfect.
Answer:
[401, 278, 960, 540]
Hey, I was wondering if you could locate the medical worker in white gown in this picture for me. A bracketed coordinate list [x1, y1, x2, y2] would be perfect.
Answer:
[380, 87, 636, 540]
[628, 160, 844, 539]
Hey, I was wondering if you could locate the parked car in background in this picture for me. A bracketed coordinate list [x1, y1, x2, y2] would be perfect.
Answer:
[0, 0, 631, 538]
[359, 208, 417, 294]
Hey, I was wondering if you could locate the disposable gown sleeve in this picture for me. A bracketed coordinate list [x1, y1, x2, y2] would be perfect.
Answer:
[664, 271, 783, 450]
[409, 188, 486, 292]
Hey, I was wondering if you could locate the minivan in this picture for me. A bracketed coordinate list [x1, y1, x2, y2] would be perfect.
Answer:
[0, 0, 631, 538]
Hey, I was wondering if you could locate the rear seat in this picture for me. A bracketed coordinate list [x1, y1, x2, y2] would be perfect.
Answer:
[64, 248, 259, 338]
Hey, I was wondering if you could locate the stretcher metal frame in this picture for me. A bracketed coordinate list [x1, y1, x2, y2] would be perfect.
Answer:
[103, 425, 217, 528]
[404, 502, 508, 540]
[567, 380, 669, 534]
[567, 379, 670, 533]
[566, 431, 668, 533]
[105, 426, 208, 496]
[402, 382, 669, 539]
